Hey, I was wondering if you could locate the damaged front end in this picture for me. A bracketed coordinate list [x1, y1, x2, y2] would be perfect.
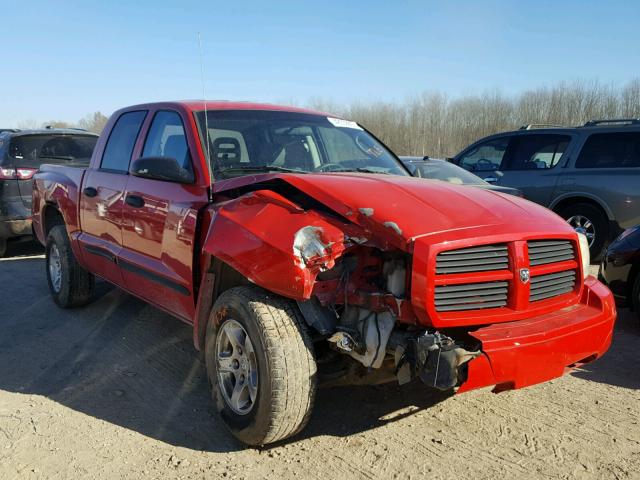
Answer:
[202, 180, 482, 392]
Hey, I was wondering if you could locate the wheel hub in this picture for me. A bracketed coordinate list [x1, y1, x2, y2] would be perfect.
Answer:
[48, 244, 62, 293]
[215, 319, 258, 415]
[567, 215, 596, 247]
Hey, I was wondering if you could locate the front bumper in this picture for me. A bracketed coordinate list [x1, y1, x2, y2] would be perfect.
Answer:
[457, 277, 616, 393]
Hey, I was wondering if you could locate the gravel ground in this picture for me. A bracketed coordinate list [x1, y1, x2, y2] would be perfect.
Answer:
[1, 241, 639, 480]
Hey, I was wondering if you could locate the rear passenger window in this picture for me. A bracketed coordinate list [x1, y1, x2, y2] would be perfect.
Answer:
[101, 111, 147, 172]
[142, 111, 192, 171]
[576, 132, 640, 168]
[504, 134, 570, 170]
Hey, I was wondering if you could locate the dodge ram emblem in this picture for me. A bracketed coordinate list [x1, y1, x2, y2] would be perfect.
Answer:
[519, 268, 531, 284]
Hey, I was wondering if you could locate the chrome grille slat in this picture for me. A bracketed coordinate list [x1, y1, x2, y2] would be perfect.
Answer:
[436, 244, 509, 274]
[435, 280, 508, 312]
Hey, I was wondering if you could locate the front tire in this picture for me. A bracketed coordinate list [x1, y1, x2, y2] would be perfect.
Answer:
[0, 238, 6, 257]
[205, 286, 317, 446]
[46, 225, 95, 308]
[559, 203, 608, 259]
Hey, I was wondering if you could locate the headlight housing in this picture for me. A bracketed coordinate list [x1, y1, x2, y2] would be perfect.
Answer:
[577, 232, 591, 279]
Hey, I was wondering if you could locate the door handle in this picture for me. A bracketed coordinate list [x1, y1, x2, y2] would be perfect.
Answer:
[83, 187, 98, 197]
[125, 194, 145, 208]
[483, 176, 498, 183]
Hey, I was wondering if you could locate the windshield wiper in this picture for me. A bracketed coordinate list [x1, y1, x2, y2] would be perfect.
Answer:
[328, 167, 391, 175]
[216, 165, 307, 177]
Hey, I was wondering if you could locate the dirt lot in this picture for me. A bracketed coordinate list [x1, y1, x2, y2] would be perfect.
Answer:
[1, 241, 639, 480]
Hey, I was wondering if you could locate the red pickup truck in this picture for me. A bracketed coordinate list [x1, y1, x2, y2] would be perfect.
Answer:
[32, 101, 616, 446]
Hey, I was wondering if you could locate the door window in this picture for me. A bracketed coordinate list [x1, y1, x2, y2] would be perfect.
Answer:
[504, 134, 570, 170]
[100, 111, 147, 172]
[142, 111, 193, 172]
[458, 137, 509, 172]
[576, 132, 640, 168]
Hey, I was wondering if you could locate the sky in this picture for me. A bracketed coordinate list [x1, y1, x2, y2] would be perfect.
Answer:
[0, 0, 638, 127]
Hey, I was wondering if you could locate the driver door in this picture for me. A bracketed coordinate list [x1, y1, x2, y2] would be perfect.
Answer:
[456, 136, 510, 179]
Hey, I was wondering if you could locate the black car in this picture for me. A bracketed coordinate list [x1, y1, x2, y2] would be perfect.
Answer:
[400, 156, 523, 196]
[0, 129, 98, 256]
[600, 225, 640, 322]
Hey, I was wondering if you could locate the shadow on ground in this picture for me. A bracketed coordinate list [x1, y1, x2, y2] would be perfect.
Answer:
[1, 238, 44, 259]
[0, 254, 451, 452]
[571, 307, 640, 389]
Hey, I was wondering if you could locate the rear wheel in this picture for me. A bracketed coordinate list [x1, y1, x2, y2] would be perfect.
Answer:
[0, 238, 6, 257]
[46, 225, 95, 308]
[205, 286, 317, 446]
[559, 203, 608, 259]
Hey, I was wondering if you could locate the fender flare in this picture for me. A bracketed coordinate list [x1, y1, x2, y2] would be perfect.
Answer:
[549, 192, 614, 221]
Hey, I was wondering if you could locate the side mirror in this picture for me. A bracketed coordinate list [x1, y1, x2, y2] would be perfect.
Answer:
[130, 157, 193, 183]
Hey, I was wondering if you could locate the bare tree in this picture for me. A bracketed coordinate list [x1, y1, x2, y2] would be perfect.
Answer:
[78, 111, 109, 134]
[309, 78, 640, 158]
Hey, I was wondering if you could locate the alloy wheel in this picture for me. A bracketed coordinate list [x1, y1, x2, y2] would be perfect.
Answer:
[567, 215, 596, 247]
[215, 319, 258, 415]
[48, 244, 62, 293]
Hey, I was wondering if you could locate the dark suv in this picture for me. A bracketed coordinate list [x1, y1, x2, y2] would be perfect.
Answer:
[451, 119, 640, 258]
[0, 129, 98, 256]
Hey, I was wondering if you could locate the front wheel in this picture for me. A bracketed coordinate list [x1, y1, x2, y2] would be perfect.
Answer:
[205, 286, 317, 446]
[46, 225, 95, 308]
[559, 203, 608, 260]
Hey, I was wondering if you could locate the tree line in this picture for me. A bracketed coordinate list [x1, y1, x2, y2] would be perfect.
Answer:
[17, 111, 109, 134]
[13, 78, 640, 157]
[308, 78, 640, 157]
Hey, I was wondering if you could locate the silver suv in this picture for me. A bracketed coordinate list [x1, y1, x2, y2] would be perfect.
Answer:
[451, 119, 640, 258]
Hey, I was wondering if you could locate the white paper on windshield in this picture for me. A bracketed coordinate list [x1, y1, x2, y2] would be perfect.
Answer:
[327, 117, 362, 130]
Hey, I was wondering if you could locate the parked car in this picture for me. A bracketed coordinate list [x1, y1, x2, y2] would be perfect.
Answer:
[400, 156, 523, 196]
[450, 119, 640, 258]
[600, 225, 640, 322]
[32, 101, 615, 446]
[0, 129, 98, 256]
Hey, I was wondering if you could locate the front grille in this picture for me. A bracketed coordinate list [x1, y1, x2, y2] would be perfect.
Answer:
[527, 240, 574, 266]
[435, 244, 509, 274]
[529, 270, 576, 302]
[435, 281, 508, 311]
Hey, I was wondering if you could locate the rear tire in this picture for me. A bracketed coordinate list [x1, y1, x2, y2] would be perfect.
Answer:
[559, 203, 608, 260]
[205, 286, 317, 446]
[0, 238, 6, 257]
[46, 225, 95, 308]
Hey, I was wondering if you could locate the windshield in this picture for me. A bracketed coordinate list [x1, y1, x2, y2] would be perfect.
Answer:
[413, 161, 487, 185]
[194, 110, 408, 179]
[9, 134, 97, 166]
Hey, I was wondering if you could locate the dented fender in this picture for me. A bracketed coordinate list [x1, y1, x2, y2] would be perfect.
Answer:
[202, 190, 347, 300]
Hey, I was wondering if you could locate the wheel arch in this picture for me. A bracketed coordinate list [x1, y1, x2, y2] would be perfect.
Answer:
[42, 203, 65, 238]
[550, 193, 614, 221]
[193, 255, 253, 351]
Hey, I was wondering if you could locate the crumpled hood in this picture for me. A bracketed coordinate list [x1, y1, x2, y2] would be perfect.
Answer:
[276, 172, 573, 243]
